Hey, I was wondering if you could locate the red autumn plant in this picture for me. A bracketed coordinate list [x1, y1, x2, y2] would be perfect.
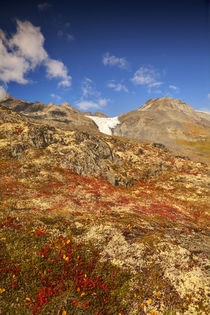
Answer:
[28, 236, 130, 314]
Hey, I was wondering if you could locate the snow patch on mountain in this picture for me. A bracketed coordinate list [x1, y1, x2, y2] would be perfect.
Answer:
[86, 116, 120, 135]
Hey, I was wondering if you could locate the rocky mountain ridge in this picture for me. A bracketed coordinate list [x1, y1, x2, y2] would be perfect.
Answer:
[139, 97, 195, 113]
[1, 94, 209, 130]
[0, 94, 98, 132]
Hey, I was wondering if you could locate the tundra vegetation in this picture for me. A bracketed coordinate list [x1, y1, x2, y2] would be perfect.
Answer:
[0, 104, 209, 314]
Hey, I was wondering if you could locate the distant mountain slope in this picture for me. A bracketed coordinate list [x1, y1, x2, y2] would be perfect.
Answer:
[0, 94, 98, 132]
[196, 110, 210, 122]
[113, 97, 210, 159]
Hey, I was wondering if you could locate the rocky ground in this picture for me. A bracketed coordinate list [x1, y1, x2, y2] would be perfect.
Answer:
[0, 104, 209, 314]
[1, 95, 210, 165]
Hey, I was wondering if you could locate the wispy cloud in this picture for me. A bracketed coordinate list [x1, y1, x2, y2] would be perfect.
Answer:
[76, 77, 110, 111]
[57, 30, 74, 41]
[0, 86, 6, 100]
[107, 80, 128, 93]
[131, 66, 163, 91]
[56, 20, 74, 41]
[50, 93, 62, 101]
[0, 20, 72, 87]
[103, 52, 129, 70]
[81, 77, 100, 98]
[37, 2, 52, 11]
[76, 98, 109, 111]
[66, 34, 74, 41]
[169, 84, 179, 92]
[208, 93, 210, 99]
[57, 30, 63, 37]
[65, 22, 71, 28]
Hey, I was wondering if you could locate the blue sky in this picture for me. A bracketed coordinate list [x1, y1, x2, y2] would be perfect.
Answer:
[0, 0, 209, 116]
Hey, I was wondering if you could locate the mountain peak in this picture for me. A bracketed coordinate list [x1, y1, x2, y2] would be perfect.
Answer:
[93, 112, 108, 118]
[139, 97, 195, 114]
[60, 101, 70, 107]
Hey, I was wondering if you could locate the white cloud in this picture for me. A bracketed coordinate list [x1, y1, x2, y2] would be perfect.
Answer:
[76, 78, 110, 111]
[37, 2, 52, 11]
[58, 31, 74, 41]
[76, 100, 100, 111]
[81, 77, 100, 98]
[0, 20, 71, 87]
[208, 93, 210, 99]
[131, 66, 163, 93]
[57, 30, 75, 41]
[82, 77, 92, 97]
[0, 38, 30, 84]
[169, 84, 179, 92]
[0, 29, 7, 42]
[45, 59, 72, 87]
[9, 20, 48, 68]
[107, 81, 128, 92]
[98, 98, 109, 106]
[50, 93, 61, 101]
[131, 66, 162, 87]
[103, 52, 129, 70]
[76, 98, 109, 111]
[0, 86, 6, 100]
[149, 82, 163, 88]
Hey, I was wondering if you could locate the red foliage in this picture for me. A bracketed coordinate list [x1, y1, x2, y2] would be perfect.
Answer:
[35, 230, 46, 236]
[30, 237, 124, 314]
[0, 216, 22, 230]
[15, 127, 23, 135]
[146, 203, 190, 221]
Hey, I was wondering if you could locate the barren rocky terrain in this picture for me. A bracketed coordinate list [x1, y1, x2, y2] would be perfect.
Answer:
[1, 94, 209, 164]
[113, 98, 210, 163]
[0, 99, 209, 314]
